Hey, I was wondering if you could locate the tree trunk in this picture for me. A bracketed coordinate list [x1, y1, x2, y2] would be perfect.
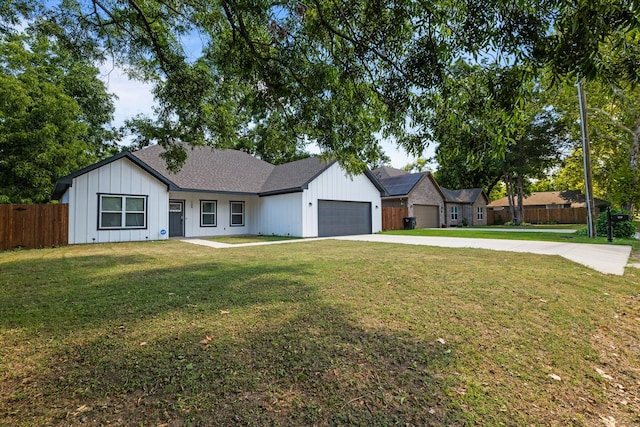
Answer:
[516, 175, 524, 226]
[505, 175, 516, 225]
[630, 123, 640, 213]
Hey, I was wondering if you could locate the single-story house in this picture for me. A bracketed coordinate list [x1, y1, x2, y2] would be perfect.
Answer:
[372, 167, 445, 229]
[52, 144, 385, 244]
[488, 190, 608, 211]
[441, 188, 490, 226]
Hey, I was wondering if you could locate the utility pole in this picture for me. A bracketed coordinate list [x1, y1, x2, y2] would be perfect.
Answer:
[577, 79, 596, 238]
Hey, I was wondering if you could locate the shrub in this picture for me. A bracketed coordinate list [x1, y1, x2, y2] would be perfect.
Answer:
[574, 227, 589, 236]
[596, 209, 635, 239]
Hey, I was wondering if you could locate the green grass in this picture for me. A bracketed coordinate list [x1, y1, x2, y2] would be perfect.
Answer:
[1, 241, 639, 426]
[482, 223, 586, 230]
[384, 227, 640, 250]
[207, 235, 301, 244]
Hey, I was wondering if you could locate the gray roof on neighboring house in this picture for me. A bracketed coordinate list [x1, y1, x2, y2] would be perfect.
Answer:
[441, 187, 486, 204]
[371, 166, 409, 180]
[133, 144, 276, 194]
[378, 173, 425, 197]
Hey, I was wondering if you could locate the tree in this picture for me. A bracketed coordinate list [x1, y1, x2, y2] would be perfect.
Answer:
[0, 31, 116, 202]
[421, 62, 522, 196]
[1, 1, 637, 171]
[548, 75, 640, 211]
[422, 63, 570, 224]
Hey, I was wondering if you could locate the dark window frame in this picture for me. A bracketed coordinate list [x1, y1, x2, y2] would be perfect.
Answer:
[97, 193, 148, 230]
[200, 200, 218, 227]
[229, 201, 245, 227]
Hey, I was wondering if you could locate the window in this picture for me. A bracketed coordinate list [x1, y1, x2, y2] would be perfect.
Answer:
[99, 194, 146, 229]
[230, 201, 245, 226]
[451, 206, 458, 221]
[477, 206, 484, 220]
[201, 200, 217, 227]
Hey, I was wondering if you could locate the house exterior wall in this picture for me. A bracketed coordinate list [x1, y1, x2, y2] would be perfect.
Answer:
[256, 192, 303, 236]
[168, 191, 260, 237]
[301, 163, 382, 237]
[472, 198, 488, 226]
[65, 157, 169, 244]
[382, 198, 405, 208]
[406, 176, 445, 226]
[446, 203, 463, 226]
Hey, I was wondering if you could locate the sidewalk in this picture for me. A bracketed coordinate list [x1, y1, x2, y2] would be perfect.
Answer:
[182, 234, 632, 276]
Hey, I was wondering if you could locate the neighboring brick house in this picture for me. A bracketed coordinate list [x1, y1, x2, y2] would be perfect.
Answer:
[372, 167, 446, 229]
[441, 188, 489, 226]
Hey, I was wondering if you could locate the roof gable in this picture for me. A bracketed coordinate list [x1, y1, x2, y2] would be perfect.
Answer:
[51, 152, 177, 200]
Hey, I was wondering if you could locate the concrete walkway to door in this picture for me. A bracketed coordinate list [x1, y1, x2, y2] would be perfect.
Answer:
[182, 233, 632, 276]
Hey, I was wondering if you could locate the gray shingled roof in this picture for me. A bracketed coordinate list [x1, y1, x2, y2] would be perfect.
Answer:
[378, 173, 424, 197]
[260, 157, 335, 195]
[441, 188, 485, 204]
[53, 144, 384, 199]
[371, 166, 409, 180]
[132, 145, 275, 193]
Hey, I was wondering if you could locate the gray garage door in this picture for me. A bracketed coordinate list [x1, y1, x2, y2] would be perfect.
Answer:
[318, 200, 372, 237]
[414, 204, 439, 228]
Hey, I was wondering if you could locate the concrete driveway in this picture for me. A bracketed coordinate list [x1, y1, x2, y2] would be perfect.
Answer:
[183, 234, 632, 276]
[335, 234, 631, 276]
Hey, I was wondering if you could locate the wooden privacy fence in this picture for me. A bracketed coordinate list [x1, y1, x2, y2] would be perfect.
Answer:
[487, 207, 588, 225]
[382, 206, 408, 231]
[0, 204, 68, 250]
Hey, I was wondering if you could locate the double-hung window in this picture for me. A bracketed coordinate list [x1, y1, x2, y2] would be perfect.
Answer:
[99, 194, 147, 229]
[477, 206, 484, 221]
[230, 201, 245, 226]
[451, 206, 458, 221]
[201, 200, 217, 226]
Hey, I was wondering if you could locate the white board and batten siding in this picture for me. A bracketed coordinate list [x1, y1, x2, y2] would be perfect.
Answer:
[301, 163, 382, 237]
[168, 191, 260, 237]
[64, 158, 169, 244]
[256, 192, 304, 237]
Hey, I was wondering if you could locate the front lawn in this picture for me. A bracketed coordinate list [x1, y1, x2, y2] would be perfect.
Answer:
[1, 241, 639, 425]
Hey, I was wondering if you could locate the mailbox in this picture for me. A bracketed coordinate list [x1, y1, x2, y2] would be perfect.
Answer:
[611, 214, 630, 223]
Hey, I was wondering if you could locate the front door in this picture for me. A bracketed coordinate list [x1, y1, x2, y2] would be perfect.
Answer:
[169, 200, 184, 237]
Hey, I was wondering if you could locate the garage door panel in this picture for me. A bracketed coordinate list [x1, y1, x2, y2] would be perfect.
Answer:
[318, 200, 371, 237]
[414, 205, 439, 228]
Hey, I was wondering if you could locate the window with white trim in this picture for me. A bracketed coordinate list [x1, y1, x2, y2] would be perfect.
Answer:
[451, 206, 458, 221]
[230, 201, 245, 226]
[99, 194, 146, 229]
[477, 206, 484, 220]
[201, 200, 217, 226]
